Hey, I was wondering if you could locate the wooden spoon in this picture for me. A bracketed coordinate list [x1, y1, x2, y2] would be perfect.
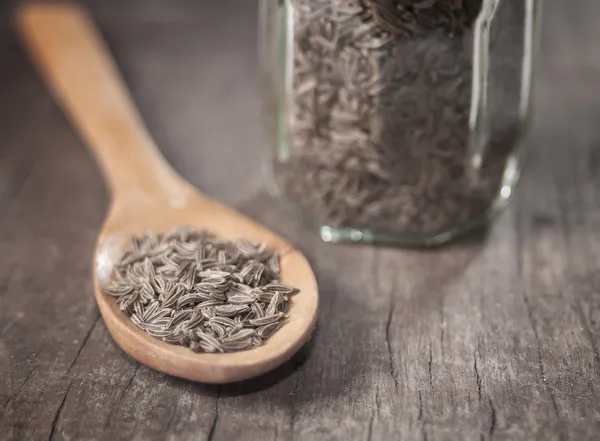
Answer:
[16, 3, 318, 384]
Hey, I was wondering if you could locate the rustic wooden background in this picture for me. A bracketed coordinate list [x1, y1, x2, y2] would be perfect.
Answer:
[1, 0, 600, 440]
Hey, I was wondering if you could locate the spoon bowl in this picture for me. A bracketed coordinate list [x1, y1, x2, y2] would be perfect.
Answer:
[17, 3, 319, 383]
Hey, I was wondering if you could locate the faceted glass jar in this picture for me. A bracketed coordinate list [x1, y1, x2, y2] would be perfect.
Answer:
[260, 0, 540, 246]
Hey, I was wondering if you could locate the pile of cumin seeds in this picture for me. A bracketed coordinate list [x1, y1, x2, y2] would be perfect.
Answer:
[104, 226, 298, 353]
[274, 0, 524, 235]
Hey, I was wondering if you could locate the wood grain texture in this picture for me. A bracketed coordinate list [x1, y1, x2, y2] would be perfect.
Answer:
[0, 0, 599, 439]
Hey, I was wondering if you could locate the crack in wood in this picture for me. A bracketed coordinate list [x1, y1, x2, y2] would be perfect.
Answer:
[289, 372, 303, 397]
[474, 351, 482, 402]
[48, 382, 72, 441]
[66, 312, 101, 374]
[14, 370, 33, 397]
[371, 250, 399, 392]
[372, 250, 400, 392]
[103, 362, 139, 431]
[0, 369, 34, 424]
[206, 387, 220, 441]
[488, 397, 496, 437]
[537, 344, 560, 418]
[385, 299, 398, 391]
[428, 343, 433, 389]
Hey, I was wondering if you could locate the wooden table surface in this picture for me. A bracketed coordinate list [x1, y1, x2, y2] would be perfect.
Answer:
[1, 1, 600, 440]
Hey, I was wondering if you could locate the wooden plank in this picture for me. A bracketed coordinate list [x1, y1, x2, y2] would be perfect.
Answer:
[0, 0, 599, 440]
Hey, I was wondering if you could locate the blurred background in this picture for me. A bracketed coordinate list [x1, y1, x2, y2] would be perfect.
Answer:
[0, 0, 266, 219]
[0, 0, 598, 212]
[1, 0, 600, 214]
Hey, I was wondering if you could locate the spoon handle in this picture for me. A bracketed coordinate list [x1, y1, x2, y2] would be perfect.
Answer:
[16, 3, 186, 203]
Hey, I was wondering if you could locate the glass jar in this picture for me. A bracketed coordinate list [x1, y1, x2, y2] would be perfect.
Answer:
[260, 0, 540, 246]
